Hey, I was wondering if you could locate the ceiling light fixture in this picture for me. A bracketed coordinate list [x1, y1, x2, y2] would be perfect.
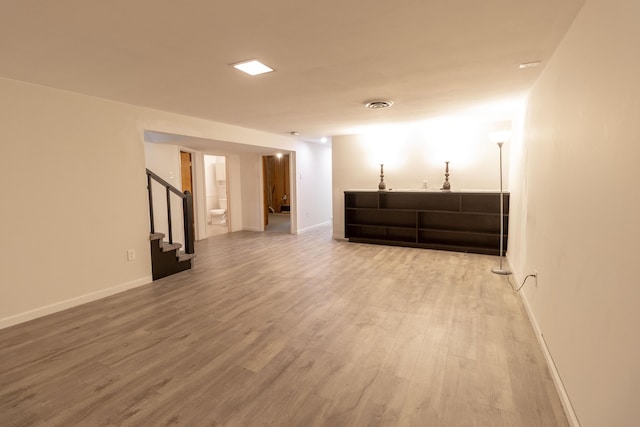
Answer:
[289, 131, 300, 136]
[364, 100, 394, 109]
[519, 61, 541, 69]
[232, 59, 274, 76]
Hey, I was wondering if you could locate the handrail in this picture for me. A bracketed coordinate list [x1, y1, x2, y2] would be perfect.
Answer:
[146, 169, 186, 198]
[146, 168, 195, 254]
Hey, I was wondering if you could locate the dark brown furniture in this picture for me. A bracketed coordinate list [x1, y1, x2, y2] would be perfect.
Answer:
[344, 190, 509, 255]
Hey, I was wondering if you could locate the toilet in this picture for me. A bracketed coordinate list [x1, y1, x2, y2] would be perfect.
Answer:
[209, 198, 227, 224]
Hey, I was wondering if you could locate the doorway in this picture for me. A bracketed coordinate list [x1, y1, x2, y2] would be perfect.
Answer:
[263, 154, 291, 233]
[204, 155, 229, 237]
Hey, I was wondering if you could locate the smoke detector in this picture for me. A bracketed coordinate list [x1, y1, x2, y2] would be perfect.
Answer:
[364, 100, 394, 109]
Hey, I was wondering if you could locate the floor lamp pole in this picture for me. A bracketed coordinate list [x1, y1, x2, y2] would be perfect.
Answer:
[492, 141, 512, 275]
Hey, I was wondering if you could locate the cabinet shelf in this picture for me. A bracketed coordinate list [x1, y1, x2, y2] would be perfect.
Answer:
[417, 227, 502, 236]
[344, 190, 509, 256]
[345, 224, 417, 244]
[347, 223, 416, 230]
[346, 207, 416, 213]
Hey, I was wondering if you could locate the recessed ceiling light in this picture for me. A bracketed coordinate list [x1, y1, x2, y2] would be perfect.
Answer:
[364, 100, 394, 109]
[519, 61, 541, 69]
[289, 131, 300, 136]
[233, 60, 274, 76]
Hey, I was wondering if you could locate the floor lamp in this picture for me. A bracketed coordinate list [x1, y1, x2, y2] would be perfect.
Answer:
[490, 131, 512, 275]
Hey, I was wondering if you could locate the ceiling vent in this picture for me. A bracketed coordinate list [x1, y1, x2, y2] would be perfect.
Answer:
[364, 100, 394, 109]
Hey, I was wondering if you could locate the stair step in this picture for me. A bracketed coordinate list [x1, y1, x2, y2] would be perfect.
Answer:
[178, 251, 196, 262]
[150, 232, 165, 241]
[160, 242, 182, 252]
[149, 233, 183, 252]
[149, 233, 195, 280]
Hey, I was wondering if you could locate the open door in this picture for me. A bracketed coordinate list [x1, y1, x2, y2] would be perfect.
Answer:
[262, 154, 291, 232]
[180, 151, 195, 233]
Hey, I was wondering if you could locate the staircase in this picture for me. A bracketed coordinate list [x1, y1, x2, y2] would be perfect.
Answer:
[150, 232, 196, 280]
[147, 169, 196, 280]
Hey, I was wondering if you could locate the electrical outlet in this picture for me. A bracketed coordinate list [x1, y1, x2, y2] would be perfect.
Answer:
[127, 249, 136, 261]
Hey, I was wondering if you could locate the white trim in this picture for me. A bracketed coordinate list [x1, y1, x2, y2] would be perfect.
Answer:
[332, 234, 347, 241]
[0, 276, 152, 330]
[508, 257, 580, 427]
[297, 221, 332, 234]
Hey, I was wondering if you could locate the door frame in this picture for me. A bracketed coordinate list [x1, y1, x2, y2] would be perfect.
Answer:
[262, 153, 294, 233]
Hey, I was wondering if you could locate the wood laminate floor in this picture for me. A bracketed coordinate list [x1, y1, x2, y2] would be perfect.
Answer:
[0, 225, 568, 426]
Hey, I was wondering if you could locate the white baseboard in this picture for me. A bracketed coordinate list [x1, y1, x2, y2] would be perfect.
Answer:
[332, 234, 347, 241]
[297, 221, 332, 234]
[0, 275, 153, 330]
[508, 258, 580, 427]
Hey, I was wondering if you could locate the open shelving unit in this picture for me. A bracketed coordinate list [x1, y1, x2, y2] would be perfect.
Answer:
[344, 190, 509, 255]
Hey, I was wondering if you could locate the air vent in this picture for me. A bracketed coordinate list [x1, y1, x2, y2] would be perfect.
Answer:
[364, 100, 394, 109]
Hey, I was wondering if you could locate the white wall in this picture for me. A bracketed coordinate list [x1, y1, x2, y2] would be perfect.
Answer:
[332, 120, 512, 238]
[144, 142, 181, 184]
[507, 1, 639, 425]
[239, 153, 263, 232]
[227, 154, 243, 232]
[295, 140, 333, 232]
[0, 76, 298, 328]
[0, 78, 151, 326]
[204, 155, 221, 212]
[193, 151, 207, 240]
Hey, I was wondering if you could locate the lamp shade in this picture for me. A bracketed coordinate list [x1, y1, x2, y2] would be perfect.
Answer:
[489, 130, 512, 144]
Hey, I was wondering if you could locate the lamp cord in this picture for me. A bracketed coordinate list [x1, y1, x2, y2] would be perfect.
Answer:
[508, 274, 537, 292]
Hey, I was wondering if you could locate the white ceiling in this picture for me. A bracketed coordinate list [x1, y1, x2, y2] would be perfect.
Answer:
[0, 0, 584, 140]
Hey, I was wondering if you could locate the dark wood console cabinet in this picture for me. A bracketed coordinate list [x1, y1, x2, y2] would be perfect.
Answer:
[344, 190, 509, 255]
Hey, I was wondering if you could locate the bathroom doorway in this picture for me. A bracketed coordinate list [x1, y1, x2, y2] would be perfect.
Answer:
[204, 155, 229, 237]
[262, 153, 291, 233]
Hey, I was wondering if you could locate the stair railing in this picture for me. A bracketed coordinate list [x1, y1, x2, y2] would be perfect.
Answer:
[146, 169, 195, 254]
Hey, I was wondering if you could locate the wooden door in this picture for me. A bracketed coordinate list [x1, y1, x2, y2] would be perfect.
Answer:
[180, 151, 195, 234]
[180, 151, 193, 194]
